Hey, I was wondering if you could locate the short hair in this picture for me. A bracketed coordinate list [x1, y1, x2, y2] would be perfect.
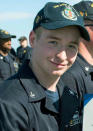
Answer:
[18, 36, 27, 42]
[34, 27, 43, 40]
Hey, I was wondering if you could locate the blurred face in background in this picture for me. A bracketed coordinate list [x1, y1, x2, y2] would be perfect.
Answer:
[0, 38, 12, 51]
[20, 39, 28, 48]
[84, 20, 93, 43]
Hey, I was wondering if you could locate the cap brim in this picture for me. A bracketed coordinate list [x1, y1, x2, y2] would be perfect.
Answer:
[10, 35, 16, 38]
[41, 21, 90, 41]
[3, 35, 16, 39]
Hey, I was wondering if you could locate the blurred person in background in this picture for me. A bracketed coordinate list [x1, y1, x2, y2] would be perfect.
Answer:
[62, 0, 93, 97]
[10, 47, 17, 58]
[0, 29, 18, 82]
[17, 36, 31, 66]
[61, 1, 93, 128]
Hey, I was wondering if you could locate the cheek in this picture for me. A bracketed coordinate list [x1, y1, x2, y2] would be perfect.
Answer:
[34, 46, 50, 59]
[67, 49, 78, 60]
[41, 45, 55, 57]
[68, 53, 77, 64]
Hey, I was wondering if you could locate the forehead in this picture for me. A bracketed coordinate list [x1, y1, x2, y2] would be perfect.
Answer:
[41, 26, 80, 37]
[38, 26, 80, 44]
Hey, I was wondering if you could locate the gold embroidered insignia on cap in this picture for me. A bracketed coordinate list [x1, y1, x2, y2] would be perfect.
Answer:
[35, 15, 42, 24]
[62, 6, 77, 21]
[53, 3, 66, 8]
[80, 11, 83, 16]
[1, 30, 9, 34]
[85, 12, 87, 17]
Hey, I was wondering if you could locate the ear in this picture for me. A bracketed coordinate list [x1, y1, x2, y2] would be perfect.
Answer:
[29, 31, 35, 48]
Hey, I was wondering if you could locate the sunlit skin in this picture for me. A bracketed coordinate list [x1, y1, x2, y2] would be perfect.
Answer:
[0, 38, 12, 56]
[29, 26, 80, 91]
[84, 20, 93, 43]
[2, 39, 12, 50]
[20, 40, 28, 48]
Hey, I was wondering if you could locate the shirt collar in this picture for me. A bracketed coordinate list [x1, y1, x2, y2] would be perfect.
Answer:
[77, 53, 93, 75]
[18, 60, 46, 102]
[18, 59, 64, 114]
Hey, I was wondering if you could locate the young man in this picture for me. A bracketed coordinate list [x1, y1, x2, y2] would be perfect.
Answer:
[62, 1, 93, 96]
[17, 36, 31, 66]
[0, 2, 89, 131]
[0, 29, 18, 82]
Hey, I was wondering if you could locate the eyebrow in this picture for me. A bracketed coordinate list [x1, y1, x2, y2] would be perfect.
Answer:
[46, 36, 61, 41]
[47, 36, 79, 43]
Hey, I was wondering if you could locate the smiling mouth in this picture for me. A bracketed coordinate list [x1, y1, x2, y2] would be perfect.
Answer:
[50, 61, 67, 67]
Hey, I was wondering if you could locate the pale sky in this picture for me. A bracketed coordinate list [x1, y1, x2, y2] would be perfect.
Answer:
[0, 0, 83, 50]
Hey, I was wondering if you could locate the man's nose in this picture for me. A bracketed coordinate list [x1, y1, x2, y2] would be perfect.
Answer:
[8, 40, 11, 44]
[56, 49, 67, 60]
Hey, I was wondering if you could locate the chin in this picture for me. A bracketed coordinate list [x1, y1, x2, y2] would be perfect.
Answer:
[52, 70, 65, 77]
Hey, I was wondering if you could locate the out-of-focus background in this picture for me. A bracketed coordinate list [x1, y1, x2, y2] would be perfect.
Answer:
[0, 0, 86, 50]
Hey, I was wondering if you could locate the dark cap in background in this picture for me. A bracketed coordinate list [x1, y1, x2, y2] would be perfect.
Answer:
[0, 29, 16, 39]
[74, 1, 93, 21]
[18, 36, 27, 41]
[33, 2, 90, 41]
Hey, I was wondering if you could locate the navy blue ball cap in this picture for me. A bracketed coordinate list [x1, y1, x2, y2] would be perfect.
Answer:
[0, 29, 16, 39]
[33, 2, 90, 41]
[74, 1, 93, 21]
[18, 36, 27, 41]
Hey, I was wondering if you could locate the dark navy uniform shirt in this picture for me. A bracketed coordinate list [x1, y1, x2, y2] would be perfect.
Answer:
[17, 46, 31, 65]
[0, 59, 82, 131]
[0, 53, 17, 82]
[61, 53, 93, 130]
[62, 53, 93, 94]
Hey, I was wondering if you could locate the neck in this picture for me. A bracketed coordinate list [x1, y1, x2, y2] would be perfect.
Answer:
[0, 50, 8, 56]
[30, 60, 60, 92]
[38, 76, 60, 92]
[79, 39, 93, 65]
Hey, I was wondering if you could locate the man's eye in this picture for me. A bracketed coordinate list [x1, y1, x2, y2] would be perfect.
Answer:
[68, 45, 77, 49]
[49, 41, 57, 45]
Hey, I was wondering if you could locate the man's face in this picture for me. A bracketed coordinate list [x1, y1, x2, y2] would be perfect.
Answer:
[30, 26, 80, 77]
[1, 38, 12, 50]
[20, 40, 28, 48]
[84, 20, 93, 43]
